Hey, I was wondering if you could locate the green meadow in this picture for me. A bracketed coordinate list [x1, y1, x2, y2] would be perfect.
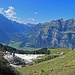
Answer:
[17, 48, 75, 75]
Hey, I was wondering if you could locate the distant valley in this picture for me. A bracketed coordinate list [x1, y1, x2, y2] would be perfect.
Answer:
[0, 14, 75, 49]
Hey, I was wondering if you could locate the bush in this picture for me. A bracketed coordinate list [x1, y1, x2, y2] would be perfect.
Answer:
[45, 55, 54, 60]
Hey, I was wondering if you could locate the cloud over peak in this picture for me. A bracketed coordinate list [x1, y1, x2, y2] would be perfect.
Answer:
[4, 6, 17, 19]
[0, 6, 24, 23]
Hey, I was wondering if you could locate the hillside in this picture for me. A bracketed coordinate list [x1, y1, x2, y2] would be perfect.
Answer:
[0, 44, 20, 75]
[17, 49, 75, 75]
[0, 14, 29, 44]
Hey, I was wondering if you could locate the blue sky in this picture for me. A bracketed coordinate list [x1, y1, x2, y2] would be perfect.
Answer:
[0, 0, 75, 24]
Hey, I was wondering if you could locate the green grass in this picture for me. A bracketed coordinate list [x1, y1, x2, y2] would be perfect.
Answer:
[38, 48, 70, 59]
[17, 48, 75, 75]
[50, 48, 70, 54]
[9, 42, 22, 49]
[22, 47, 41, 51]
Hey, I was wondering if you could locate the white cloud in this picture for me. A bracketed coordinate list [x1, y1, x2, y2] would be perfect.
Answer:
[27, 18, 35, 21]
[0, 8, 4, 14]
[4, 6, 17, 19]
[35, 12, 38, 15]
[0, 6, 24, 23]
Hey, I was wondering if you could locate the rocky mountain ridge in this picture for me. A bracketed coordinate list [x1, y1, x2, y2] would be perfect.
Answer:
[0, 14, 75, 49]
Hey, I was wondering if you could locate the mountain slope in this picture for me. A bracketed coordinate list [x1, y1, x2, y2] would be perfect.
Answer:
[20, 18, 75, 49]
[0, 14, 29, 44]
[0, 14, 75, 49]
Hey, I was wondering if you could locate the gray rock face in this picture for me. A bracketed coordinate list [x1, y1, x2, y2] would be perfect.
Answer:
[21, 18, 75, 49]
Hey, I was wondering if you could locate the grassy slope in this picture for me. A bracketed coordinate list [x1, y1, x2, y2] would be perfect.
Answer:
[8, 41, 22, 49]
[50, 48, 70, 54]
[9, 41, 41, 51]
[17, 48, 75, 75]
[38, 48, 69, 59]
